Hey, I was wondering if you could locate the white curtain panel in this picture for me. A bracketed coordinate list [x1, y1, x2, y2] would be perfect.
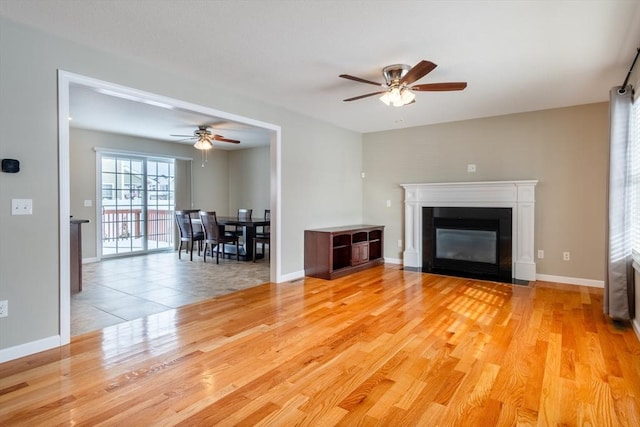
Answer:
[605, 86, 634, 320]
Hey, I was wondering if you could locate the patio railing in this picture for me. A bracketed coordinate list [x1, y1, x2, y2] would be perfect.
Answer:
[102, 208, 174, 243]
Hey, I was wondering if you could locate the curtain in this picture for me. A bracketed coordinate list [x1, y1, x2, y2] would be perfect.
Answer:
[605, 86, 634, 320]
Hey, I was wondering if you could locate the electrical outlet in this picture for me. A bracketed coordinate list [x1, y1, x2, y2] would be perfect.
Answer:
[83, 199, 92, 207]
[11, 199, 33, 215]
[0, 300, 7, 318]
[397, 239, 403, 248]
[563, 252, 570, 261]
[386, 200, 391, 207]
[537, 250, 544, 259]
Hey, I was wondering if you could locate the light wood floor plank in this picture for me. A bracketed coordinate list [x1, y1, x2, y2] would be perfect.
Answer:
[1, 265, 639, 425]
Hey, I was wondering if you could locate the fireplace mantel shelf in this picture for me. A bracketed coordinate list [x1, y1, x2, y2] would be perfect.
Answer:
[401, 180, 538, 281]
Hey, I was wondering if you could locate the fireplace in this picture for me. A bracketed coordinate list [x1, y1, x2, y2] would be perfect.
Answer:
[401, 181, 537, 281]
[423, 207, 512, 281]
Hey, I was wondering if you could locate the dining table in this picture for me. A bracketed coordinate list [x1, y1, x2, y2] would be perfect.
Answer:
[192, 215, 270, 261]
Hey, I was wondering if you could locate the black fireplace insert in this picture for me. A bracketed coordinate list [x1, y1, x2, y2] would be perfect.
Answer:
[422, 207, 512, 281]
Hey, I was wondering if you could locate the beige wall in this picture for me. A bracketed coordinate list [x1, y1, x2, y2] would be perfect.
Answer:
[362, 103, 608, 281]
[229, 146, 270, 218]
[0, 18, 362, 353]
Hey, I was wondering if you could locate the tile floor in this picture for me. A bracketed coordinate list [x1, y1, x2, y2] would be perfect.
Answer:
[71, 249, 270, 336]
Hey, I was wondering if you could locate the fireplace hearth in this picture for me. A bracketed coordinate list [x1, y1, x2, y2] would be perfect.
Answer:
[423, 207, 512, 282]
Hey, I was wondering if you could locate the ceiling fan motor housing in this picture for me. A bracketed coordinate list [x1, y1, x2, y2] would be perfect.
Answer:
[195, 126, 212, 138]
[383, 64, 411, 86]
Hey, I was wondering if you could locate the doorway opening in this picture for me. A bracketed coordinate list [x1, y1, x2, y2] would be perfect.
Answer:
[58, 70, 281, 344]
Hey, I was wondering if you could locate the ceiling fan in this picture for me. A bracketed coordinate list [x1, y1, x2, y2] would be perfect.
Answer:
[171, 125, 240, 167]
[339, 60, 467, 107]
[171, 125, 240, 150]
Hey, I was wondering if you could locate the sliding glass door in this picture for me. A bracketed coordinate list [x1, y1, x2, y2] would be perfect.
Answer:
[99, 153, 175, 257]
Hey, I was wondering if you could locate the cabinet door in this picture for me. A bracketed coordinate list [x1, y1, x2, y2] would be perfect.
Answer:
[351, 242, 369, 266]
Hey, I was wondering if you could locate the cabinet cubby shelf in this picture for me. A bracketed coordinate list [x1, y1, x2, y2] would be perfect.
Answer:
[304, 225, 385, 280]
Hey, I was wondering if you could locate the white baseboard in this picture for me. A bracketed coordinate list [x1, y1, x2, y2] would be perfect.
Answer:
[376, 261, 603, 288]
[0, 335, 61, 363]
[278, 269, 305, 283]
[535, 274, 604, 288]
[82, 257, 99, 264]
[632, 318, 640, 342]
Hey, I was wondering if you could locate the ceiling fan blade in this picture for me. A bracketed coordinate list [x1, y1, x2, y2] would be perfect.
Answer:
[213, 135, 240, 144]
[400, 60, 437, 85]
[171, 137, 197, 142]
[343, 91, 387, 102]
[339, 74, 384, 87]
[170, 134, 195, 137]
[411, 82, 468, 92]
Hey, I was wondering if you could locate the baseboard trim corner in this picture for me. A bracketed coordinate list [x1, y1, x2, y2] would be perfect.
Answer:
[278, 270, 305, 283]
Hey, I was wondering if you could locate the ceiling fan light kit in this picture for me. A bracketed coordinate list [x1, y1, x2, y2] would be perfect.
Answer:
[193, 138, 213, 150]
[340, 60, 467, 107]
[379, 86, 415, 107]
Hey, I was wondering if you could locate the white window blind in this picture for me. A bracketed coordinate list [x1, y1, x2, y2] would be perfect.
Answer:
[631, 99, 640, 256]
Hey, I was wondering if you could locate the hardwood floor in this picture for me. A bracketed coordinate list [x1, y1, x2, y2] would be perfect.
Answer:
[1, 265, 639, 426]
[72, 251, 270, 335]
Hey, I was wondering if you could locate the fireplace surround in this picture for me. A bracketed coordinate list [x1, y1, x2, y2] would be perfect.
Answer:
[401, 181, 537, 281]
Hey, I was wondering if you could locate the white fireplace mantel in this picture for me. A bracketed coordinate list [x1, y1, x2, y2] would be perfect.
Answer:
[401, 180, 538, 281]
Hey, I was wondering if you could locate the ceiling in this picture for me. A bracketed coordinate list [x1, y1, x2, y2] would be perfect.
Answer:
[1, 0, 640, 145]
[68, 84, 272, 150]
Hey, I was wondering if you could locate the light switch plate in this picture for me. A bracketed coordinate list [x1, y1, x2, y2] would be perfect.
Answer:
[11, 199, 32, 215]
[84, 199, 93, 207]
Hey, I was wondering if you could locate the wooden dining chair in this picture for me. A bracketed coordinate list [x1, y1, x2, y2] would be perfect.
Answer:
[200, 211, 239, 264]
[227, 208, 253, 242]
[175, 210, 204, 261]
[255, 209, 270, 238]
[253, 209, 270, 262]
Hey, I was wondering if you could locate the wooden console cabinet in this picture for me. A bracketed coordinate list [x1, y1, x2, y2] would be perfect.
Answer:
[304, 225, 384, 280]
[70, 219, 89, 293]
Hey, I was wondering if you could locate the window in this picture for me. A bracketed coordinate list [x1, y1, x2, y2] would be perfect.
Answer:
[101, 183, 114, 200]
